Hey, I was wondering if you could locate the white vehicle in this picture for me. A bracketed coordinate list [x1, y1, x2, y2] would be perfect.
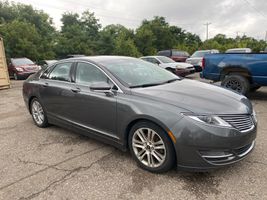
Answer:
[186, 49, 219, 72]
[140, 56, 195, 77]
[225, 48, 252, 53]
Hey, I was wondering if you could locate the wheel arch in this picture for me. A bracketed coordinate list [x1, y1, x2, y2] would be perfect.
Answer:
[124, 117, 177, 154]
[28, 96, 37, 114]
[220, 66, 252, 82]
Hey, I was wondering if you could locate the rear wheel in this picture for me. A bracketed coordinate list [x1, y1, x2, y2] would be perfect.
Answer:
[221, 74, 250, 95]
[128, 121, 175, 173]
[30, 98, 49, 128]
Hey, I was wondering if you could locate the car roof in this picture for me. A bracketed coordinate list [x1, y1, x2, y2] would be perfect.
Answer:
[60, 55, 138, 64]
[140, 56, 166, 59]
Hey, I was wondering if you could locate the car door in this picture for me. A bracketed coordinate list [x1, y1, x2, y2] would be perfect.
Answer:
[70, 61, 117, 138]
[39, 62, 76, 120]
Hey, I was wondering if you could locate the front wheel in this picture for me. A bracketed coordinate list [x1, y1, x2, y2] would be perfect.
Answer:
[128, 121, 175, 173]
[14, 73, 19, 80]
[221, 75, 250, 95]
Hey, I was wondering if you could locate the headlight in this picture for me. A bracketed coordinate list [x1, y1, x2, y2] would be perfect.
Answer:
[15, 67, 24, 72]
[252, 109, 257, 124]
[183, 113, 232, 127]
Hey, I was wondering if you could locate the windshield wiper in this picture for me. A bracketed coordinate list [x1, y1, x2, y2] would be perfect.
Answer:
[129, 78, 180, 88]
[129, 82, 163, 88]
[163, 78, 180, 83]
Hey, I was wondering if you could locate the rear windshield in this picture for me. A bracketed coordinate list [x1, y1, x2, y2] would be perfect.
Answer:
[12, 58, 34, 66]
[172, 51, 189, 57]
[157, 50, 170, 57]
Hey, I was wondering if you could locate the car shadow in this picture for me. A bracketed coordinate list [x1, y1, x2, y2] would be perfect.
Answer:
[247, 89, 267, 100]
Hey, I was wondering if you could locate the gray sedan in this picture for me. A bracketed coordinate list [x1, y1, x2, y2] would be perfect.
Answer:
[23, 56, 257, 172]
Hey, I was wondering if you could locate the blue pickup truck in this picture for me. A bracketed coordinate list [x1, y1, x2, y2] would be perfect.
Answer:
[200, 53, 267, 95]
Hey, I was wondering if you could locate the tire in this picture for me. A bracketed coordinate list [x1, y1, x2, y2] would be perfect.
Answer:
[221, 74, 250, 95]
[128, 121, 175, 173]
[250, 85, 261, 92]
[14, 73, 19, 80]
[30, 98, 49, 128]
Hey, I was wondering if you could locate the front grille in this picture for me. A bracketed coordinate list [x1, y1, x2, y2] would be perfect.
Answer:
[219, 115, 254, 132]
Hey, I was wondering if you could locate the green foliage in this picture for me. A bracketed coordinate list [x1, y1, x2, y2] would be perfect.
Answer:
[0, 20, 40, 60]
[0, 1, 56, 60]
[200, 34, 267, 53]
[55, 11, 101, 58]
[114, 31, 141, 57]
[0, 1, 266, 62]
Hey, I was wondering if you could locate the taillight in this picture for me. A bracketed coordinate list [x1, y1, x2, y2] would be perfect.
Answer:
[201, 58, 205, 69]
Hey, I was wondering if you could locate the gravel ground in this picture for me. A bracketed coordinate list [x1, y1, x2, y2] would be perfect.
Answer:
[0, 73, 266, 200]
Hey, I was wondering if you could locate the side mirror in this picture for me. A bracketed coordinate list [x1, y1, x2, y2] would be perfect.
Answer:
[90, 82, 113, 95]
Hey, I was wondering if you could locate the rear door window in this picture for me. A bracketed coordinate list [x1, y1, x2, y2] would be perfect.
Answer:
[48, 62, 72, 82]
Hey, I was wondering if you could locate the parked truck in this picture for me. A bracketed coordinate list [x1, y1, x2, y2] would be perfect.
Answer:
[200, 53, 267, 95]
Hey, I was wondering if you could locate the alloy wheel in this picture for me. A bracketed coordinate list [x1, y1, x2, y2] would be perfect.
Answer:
[225, 79, 242, 93]
[132, 128, 166, 168]
[31, 100, 45, 125]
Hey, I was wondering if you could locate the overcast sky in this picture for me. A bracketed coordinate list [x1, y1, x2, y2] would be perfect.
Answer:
[13, 0, 267, 40]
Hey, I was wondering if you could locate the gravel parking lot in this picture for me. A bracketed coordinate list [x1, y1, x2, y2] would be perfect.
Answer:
[0, 73, 267, 200]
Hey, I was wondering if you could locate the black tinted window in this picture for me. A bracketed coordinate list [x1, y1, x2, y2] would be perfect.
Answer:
[75, 62, 109, 85]
[157, 50, 170, 57]
[49, 63, 72, 82]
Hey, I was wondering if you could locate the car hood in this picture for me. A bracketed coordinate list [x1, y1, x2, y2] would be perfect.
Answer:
[17, 64, 40, 71]
[159, 63, 179, 69]
[131, 79, 252, 115]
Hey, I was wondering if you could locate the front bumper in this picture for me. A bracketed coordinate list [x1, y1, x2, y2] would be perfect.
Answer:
[170, 116, 257, 171]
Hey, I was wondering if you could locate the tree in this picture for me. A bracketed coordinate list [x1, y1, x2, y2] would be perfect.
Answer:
[137, 16, 176, 51]
[135, 26, 157, 55]
[0, 20, 44, 60]
[114, 32, 141, 57]
[0, 1, 56, 60]
[55, 10, 101, 57]
[97, 24, 136, 55]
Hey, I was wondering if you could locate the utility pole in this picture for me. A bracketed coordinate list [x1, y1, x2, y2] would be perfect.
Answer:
[204, 22, 211, 40]
[265, 31, 267, 42]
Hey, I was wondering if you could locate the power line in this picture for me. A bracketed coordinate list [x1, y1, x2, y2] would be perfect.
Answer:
[242, 0, 267, 20]
[204, 22, 211, 40]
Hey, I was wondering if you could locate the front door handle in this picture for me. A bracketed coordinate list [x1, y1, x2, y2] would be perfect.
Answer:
[71, 88, 81, 93]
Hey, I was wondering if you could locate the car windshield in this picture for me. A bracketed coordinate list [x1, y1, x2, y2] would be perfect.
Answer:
[12, 58, 34, 66]
[156, 56, 175, 63]
[191, 51, 210, 58]
[99, 57, 179, 88]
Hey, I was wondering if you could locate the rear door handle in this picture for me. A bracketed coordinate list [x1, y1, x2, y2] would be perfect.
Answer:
[71, 88, 81, 93]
